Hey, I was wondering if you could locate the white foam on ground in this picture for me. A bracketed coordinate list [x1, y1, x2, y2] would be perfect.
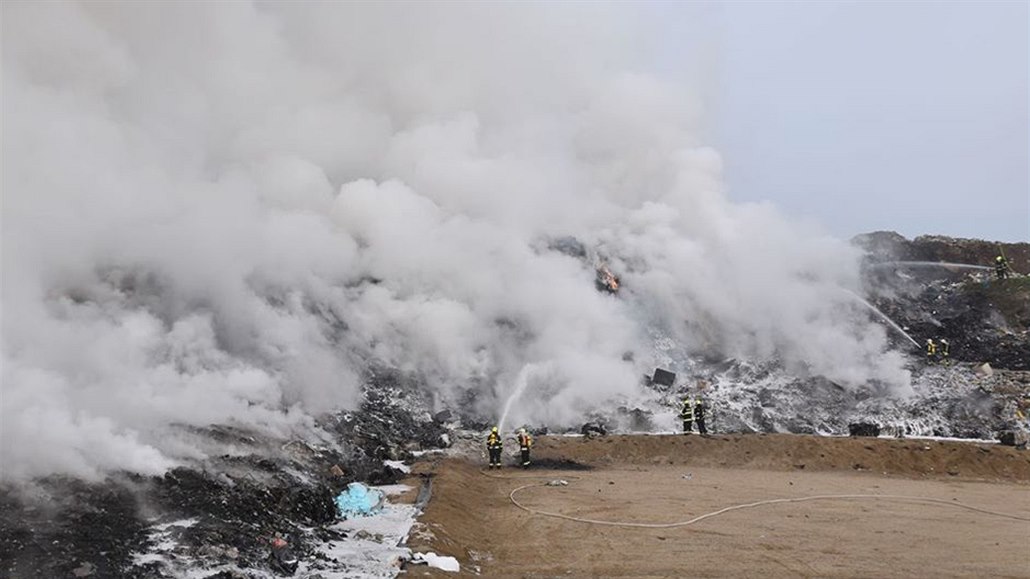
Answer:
[383, 460, 411, 473]
[151, 518, 198, 532]
[889, 434, 998, 444]
[130, 518, 202, 573]
[410, 449, 446, 457]
[412, 551, 460, 572]
[377, 483, 414, 496]
[129, 497, 422, 578]
[302, 502, 420, 578]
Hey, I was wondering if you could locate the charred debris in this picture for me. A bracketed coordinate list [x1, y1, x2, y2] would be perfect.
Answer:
[0, 369, 450, 578]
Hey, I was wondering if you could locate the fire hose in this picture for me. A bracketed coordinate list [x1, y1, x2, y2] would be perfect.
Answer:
[507, 483, 1030, 529]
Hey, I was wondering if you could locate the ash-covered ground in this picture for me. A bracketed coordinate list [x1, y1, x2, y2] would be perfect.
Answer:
[2, 233, 1028, 578]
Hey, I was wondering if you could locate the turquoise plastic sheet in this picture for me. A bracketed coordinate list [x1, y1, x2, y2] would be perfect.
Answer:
[335, 482, 385, 518]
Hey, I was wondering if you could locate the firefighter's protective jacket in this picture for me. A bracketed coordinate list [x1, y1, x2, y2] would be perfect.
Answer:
[518, 432, 532, 450]
[680, 399, 695, 420]
[487, 432, 502, 449]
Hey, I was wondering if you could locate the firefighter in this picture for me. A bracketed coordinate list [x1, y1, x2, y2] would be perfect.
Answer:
[939, 339, 950, 365]
[517, 428, 533, 468]
[486, 426, 503, 468]
[680, 397, 695, 434]
[694, 397, 708, 436]
[995, 255, 1010, 280]
[925, 338, 937, 363]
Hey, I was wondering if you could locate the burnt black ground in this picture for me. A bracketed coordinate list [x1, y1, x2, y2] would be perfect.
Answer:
[0, 370, 449, 578]
[524, 458, 594, 471]
[0, 477, 147, 578]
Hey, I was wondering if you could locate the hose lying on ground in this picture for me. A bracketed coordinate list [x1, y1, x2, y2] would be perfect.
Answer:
[508, 483, 1030, 528]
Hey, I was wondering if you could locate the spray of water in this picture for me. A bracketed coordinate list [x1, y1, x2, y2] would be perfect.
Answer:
[843, 290, 920, 349]
[498, 364, 540, 434]
[870, 261, 992, 271]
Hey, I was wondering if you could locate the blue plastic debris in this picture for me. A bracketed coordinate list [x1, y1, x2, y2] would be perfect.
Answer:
[335, 482, 385, 518]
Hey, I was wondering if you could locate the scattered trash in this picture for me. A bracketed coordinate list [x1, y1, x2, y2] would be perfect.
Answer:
[354, 529, 385, 543]
[976, 362, 994, 377]
[651, 368, 676, 387]
[335, 483, 386, 518]
[546, 479, 569, 487]
[329, 464, 345, 477]
[268, 537, 299, 576]
[681, 473, 693, 480]
[997, 430, 1028, 447]
[71, 562, 95, 577]
[281, 439, 317, 455]
[410, 551, 460, 572]
[580, 422, 608, 437]
[848, 422, 881, 437]
[383, 460, 411, 474]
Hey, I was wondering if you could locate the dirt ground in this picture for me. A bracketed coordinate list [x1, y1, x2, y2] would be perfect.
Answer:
[406, 434, 1030, 578]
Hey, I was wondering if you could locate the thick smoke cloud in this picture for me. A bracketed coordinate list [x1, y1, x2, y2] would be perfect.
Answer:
[1, 2, 909, 480]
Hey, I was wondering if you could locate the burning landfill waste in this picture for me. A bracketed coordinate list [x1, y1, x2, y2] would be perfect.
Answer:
[595, 263, 621, 294]
[1, 2, 1028, 578]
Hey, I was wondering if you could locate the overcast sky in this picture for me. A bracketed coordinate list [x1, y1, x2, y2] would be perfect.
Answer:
[649, 1, 1028, 242]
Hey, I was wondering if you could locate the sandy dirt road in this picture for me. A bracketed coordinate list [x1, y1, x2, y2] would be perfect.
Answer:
[406, 434, 1030, 578]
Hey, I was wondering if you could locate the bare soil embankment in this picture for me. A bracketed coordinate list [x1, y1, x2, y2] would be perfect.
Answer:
[407, 434, 1030, 578]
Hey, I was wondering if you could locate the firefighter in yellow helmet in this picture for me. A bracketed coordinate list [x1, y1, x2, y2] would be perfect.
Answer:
[517, 428, 533, 468]
[925, 338, 937, 363]
[680, 397, 696, 434]
[694, 397, 708, 436]
[995, 255, 1010, 280]
[486, 426, 503, 469]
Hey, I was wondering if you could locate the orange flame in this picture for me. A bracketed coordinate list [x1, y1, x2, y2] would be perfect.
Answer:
[598, 264, 619, 291]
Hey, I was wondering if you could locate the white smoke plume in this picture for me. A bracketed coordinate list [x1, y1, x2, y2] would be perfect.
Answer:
[1, 2, 910, 480]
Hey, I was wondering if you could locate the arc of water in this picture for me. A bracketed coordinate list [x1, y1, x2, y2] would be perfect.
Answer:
[869, 261, 991, 271]
[842, 289, 921, 349]
[498, 363, 538, 434]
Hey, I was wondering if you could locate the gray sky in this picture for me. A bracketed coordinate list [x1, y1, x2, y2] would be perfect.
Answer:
[649, 1, 1028, 242]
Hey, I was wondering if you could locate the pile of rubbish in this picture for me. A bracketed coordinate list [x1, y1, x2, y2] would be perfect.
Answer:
[629, 232, 1030, 442]
[640, 357, 1029, 441]
[0, 369, 449, 578]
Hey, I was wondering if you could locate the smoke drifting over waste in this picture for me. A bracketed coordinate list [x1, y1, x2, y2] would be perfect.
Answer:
[1, 2, 909, 480]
